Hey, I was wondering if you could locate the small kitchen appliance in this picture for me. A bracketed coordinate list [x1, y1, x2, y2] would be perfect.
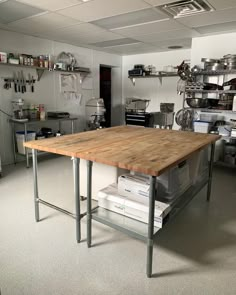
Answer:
[12, 98, 28, 120]
[85, 98, 106, 130]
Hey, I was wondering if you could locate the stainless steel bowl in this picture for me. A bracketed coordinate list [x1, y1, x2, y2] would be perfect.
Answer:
[186, 98, 209, 108]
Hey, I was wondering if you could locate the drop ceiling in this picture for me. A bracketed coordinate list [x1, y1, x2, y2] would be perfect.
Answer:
[0, 0, 236, 55]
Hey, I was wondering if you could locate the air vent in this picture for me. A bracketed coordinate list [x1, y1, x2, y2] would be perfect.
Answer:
[159, 0, 214, 18]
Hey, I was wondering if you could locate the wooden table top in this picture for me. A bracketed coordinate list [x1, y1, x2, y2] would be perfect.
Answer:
[24, 126, 220, 176]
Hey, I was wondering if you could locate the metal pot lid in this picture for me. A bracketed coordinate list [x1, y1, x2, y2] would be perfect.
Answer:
[201, 58, 220, 63]
[223, 54, 236, 58]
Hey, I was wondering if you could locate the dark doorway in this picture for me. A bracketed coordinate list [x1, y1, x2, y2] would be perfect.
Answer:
[100, 66, 111, 127]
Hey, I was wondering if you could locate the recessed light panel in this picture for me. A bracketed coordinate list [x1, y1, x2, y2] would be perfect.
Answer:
[0, 0, 45, 24]
[90, 38, 140, 47]
[91, 8, 168, 30]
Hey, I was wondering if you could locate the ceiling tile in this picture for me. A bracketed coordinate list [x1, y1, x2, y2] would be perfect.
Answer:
[112, 19, 185, 37]
[91, 8, 168, 30]
[57, 0, 151, 22]
[176, 7, 236, 27]
[90, 38, 140, 47]
[15, 0, 84, 11]
[107, 42, 157, 55]
[7, 12, 80, 34]
[144, 0, 181, 5]
[133, 28, 200, 42]
[39, 23, 103, 39]
[150, 38, 192, 50]
[194, 21, 236, 35]
[39, 23, 122, 44]
[207, 0, 236, 10]
[0, 0, 45, 24]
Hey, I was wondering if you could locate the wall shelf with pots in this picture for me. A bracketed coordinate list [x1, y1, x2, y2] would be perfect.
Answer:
[193, 69, 236, 76]
[129, 72, 178, 85]
[0, 62, 90, 81]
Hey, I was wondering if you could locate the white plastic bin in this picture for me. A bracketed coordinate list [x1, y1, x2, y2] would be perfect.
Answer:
[199, 114, 217, 122]
[194, 121, 211, 133]
[120, 161, 191, 201]
[16, 131, 36, 155]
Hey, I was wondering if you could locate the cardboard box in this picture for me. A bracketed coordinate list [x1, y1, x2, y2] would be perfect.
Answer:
[98, 184, 171, 228]
[118, 162, 191, 201]
[118, 174, 150, 198]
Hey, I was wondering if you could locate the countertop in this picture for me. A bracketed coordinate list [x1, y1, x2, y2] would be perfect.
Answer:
[24, 126, 220, 176]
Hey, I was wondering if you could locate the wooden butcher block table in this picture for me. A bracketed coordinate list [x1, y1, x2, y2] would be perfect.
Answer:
[24, 126, 220, 277]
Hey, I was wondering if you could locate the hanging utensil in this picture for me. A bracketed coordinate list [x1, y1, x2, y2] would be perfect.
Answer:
[31, 75, 34, 92]
[14, 72, 18, 93]
[17, 71, 21, 93]
[21, 70, 26, 93]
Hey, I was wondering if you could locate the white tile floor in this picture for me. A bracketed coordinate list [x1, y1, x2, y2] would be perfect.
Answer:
[0, 156, 236, 295]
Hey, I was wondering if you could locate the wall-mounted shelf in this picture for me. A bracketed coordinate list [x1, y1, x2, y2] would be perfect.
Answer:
[129, 72, 178, 85]
[186, 89, 236, 94]
[194, 69, 236, 76]
[0, 62, 90, 81]
[193, 108, 236, 114]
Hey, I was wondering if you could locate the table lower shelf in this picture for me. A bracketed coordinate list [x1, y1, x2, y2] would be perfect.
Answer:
[92, 178, 209, 242]
[92, 207, 161, 241]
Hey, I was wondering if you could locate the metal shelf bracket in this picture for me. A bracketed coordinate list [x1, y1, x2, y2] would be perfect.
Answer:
[130, 77, 136, 86]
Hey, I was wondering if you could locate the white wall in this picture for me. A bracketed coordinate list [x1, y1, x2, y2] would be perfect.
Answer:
[122, 49, 191, 127]
[0, 29, 122, 165]
[191, 32, 236, 67]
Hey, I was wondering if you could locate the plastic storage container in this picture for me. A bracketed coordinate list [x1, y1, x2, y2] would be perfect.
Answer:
[199, 113, 217, 122]
[194, 121, 211, 133]
[16, 131, 36, 154]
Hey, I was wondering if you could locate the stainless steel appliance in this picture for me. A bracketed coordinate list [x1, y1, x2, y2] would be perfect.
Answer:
[47, 111, 70, 118]
[154, 103, 175, 129]
[86, 98, 106, 130]
[128, 64, 146, 76]
[125, 112, 156, 127]
[12, 98, 27, 120]
[154, 112, 175, 129]
[125, 97, 150, 112]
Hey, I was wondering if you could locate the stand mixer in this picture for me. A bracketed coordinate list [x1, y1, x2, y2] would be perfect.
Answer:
[12, 98, 28, 121]
[85, 98, 106, 130]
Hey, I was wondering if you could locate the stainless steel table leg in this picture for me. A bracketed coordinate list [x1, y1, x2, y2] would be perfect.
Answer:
[146, 176, 156, 278]
[59, 121, 62, 133]
[71, 120, 74, 134]
[87, 160, 93, 248]
[207, 143, 215, 202]
[32, 149, 40, 222]
[12, 122, 17, 164]
[73, 157, 81, 243]
[24, 123, 29, 168]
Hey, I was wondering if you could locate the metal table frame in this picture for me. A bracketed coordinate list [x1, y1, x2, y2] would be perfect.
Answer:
[0, 155, 2, 177]
[86, 143, 215, 278]
[31, 142, 215, 278]
[32, 150, 85, 243]
[11, 117, 77, 168]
